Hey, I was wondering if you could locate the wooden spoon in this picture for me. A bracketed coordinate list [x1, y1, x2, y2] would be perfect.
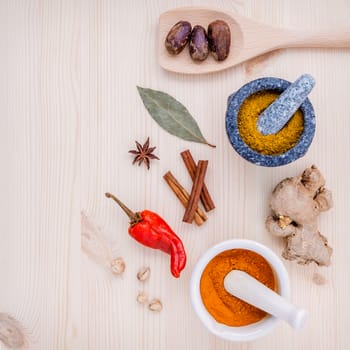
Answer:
[159, 7, 350, 74]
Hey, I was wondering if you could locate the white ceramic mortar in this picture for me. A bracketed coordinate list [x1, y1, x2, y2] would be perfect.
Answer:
[190, 239, 290, 342]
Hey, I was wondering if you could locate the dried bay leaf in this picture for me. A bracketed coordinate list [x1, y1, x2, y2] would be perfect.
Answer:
[137, 86, 215, 147]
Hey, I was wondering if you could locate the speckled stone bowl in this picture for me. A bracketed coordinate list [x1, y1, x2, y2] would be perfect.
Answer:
[225, 77, 316, 167]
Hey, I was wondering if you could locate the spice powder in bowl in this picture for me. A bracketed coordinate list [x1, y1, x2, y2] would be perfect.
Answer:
[200, 249, 276, 327]
[238, 91, 304, 156]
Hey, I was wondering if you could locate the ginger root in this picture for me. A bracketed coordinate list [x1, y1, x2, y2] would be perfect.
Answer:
[266, 165, 333, 266]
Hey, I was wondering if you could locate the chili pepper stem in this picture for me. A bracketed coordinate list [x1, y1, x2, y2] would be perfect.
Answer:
[105, 192, 142, 224]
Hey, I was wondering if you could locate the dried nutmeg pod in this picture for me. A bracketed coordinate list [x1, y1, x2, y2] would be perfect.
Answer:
[110, 257, 126, 275]
[148, 299, 163, 312]
[137, 266, 151, 282]
[136, 291, 148, 304]
[207, 20, 231, 61]
[189, 25, 209, 62]
[165, 21, 192, 55]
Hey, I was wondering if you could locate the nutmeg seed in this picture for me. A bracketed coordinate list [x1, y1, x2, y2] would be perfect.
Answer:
[148, 299, 163, 312]
[189, 25, 209, 62]
[137, 266, 151, 282]
[207, 20, 231, 61]
[110, 257, 125, 275]
[165, 21, 192, 55]
[136, 291, 148, 304]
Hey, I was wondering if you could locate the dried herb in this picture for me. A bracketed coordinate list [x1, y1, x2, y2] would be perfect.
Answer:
[137, 86, 215, 148]
[129, 137, 159, 170]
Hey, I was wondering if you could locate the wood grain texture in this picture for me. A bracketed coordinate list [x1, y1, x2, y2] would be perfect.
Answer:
[1, 0, 350, 349]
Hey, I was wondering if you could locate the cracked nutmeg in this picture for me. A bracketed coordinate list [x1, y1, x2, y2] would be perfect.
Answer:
[129, 137, 160, 170]
[148, 299, 163, 312]
[137, 266, 151, 282]
[110, 257, 126, 275]
[136, 291, 149, 304]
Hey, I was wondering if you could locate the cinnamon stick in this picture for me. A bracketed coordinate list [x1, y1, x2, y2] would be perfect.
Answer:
[183, 160, 208, 223]
[163, 171, 207, 226]
[180, 150, 215, 212]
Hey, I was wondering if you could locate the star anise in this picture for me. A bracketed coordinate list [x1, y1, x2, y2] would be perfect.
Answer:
[129, 137, 160, 170]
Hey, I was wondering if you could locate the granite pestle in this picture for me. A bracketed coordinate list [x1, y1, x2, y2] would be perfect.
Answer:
[257, 74, 315, 135]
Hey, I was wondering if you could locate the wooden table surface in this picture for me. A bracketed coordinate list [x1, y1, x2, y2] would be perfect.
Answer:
[1, 0, 350, 349]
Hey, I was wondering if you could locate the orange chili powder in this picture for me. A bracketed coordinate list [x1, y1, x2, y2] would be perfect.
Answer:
[200, 249, 276, 327]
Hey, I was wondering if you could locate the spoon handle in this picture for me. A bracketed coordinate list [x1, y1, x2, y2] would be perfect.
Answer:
[224, 270, 307, 329]
[284, 29, 350, 48]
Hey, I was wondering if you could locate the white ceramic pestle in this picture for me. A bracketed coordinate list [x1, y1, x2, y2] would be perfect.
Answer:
[224, 270, 308, 329]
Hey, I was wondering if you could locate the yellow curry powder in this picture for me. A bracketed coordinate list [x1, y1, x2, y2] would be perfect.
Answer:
[237, 91, 304, 155]
[200, 249, 276, 327]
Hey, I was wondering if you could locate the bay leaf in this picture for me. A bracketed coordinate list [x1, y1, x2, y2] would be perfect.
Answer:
[137, 86, 215, 147]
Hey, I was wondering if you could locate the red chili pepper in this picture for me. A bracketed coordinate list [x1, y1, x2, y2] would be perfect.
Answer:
[105, 192, 186, 278]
